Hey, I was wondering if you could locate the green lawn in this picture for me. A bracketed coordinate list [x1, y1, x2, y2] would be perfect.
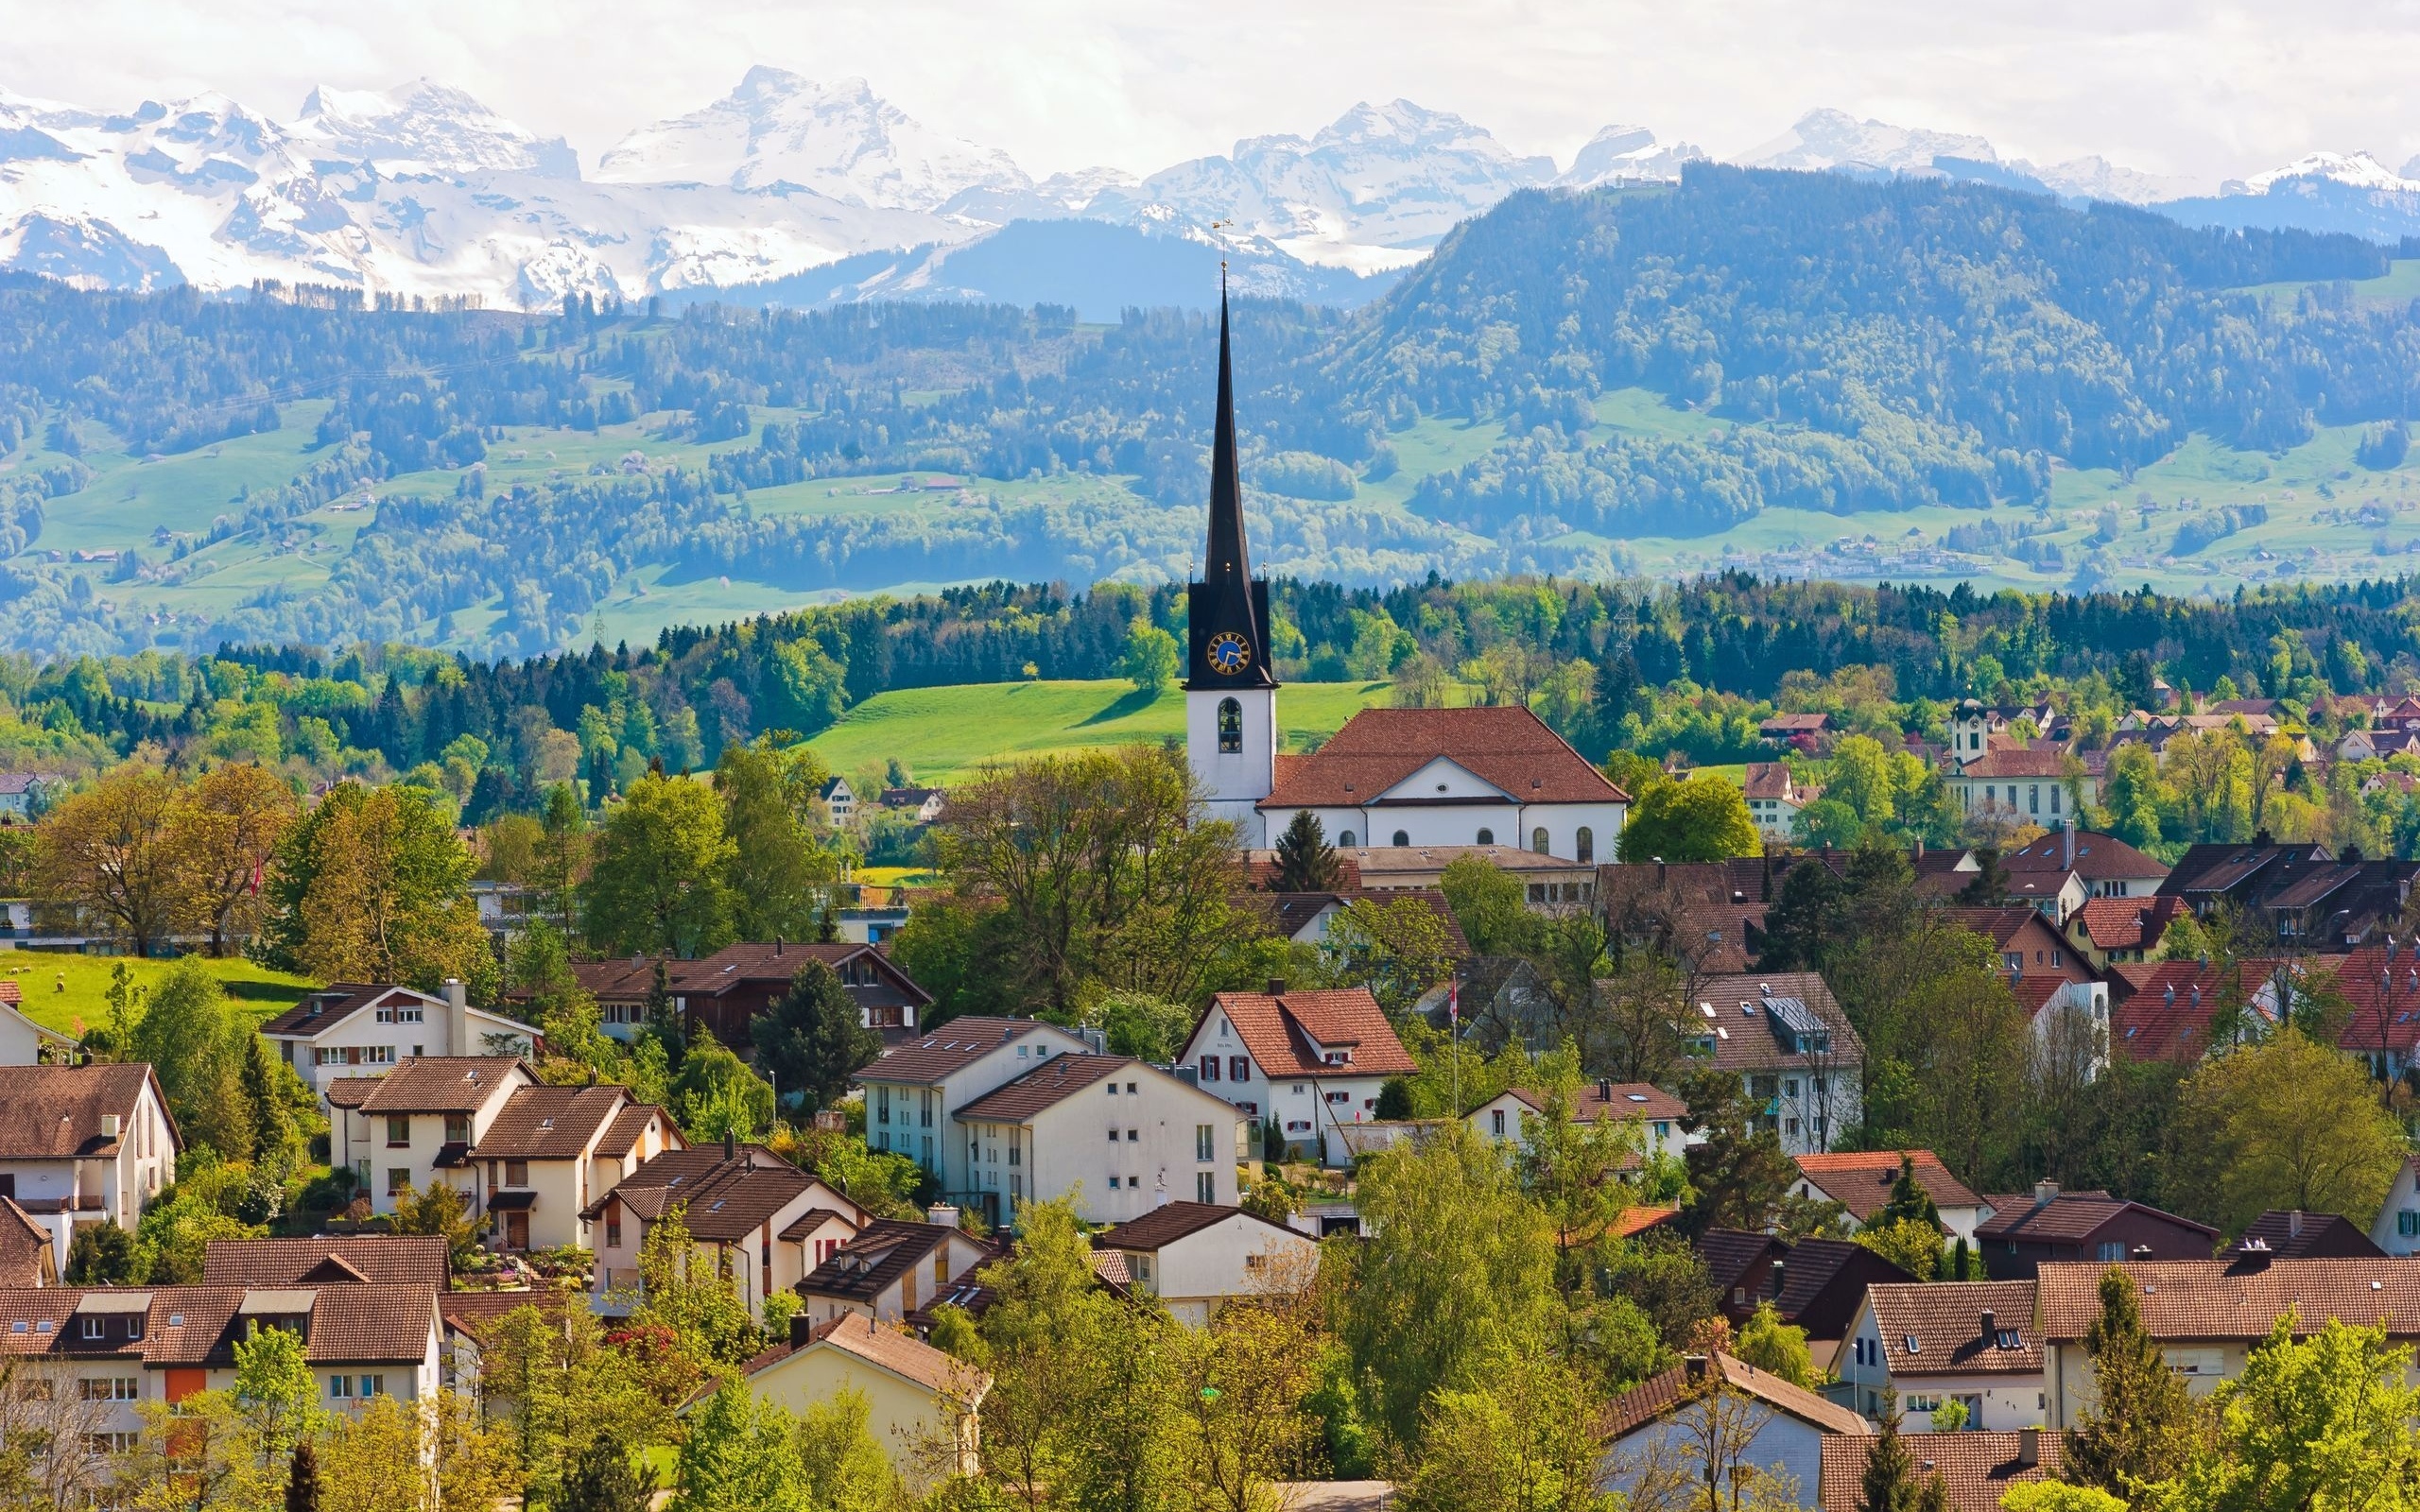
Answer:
[806, 679, 1398, 786]
[2234, 258, 2420, 311]
[0, 952, 320, 1039]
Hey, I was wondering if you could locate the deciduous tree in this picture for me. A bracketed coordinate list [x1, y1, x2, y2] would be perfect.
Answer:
[169, 763, 295, 956]
[1616, 774, 1759, 863]
[2167, 1030, 2410, 1235]
[33, 766, 185, 956]
[581, 772, 736, 959]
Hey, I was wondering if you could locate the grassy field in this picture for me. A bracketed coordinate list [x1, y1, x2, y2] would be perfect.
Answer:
[806, 679, 1397, 786]
[2236, 258, 2420, 311]
[0, 952, 320, 1039]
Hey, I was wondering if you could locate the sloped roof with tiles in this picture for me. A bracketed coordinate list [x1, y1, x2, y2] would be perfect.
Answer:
[1794, 1151, 1983, 1225]
[0, 1285, 436, 1366]
[801, 1219, 962, 1305]
[466, 1084, 634, 1160]
[2076, 896, 2186, 952]
[1602, 1352, 1869, 1441]
[1978, 1192, 2215, 1247]
[354, 1057, 529, 1114]
[1257, 706, 1628, 810]
[1685, 972, 1863, 1073]
[733, 1312, 988, 1401]
[857, 1018, 1073, 1087]
[2037, 1259, 2420, 1342]
[1096, 1202, 1301, 1253]
[582, 1145, 832, 1241]
[0, 1063, 169, 1158]
[1819, 1432, 2063, 1512]
[1953, 748, 2070, 779]
[202, 1236, 449, 1290]
[1865, 1280, 2043, 1377]
[1195, 988, 1417, 1079]
[259, 983, 435, 1039]
[1504, 1082, 1688, 1125]
[953, 1054, 1137, 1122]
[2107, 959, 2289, 1062]
[2002, 830, 2169, 882]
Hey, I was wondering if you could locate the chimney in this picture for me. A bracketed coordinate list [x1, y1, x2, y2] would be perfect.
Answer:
[723, 1131, 736, 1162]
[2032, 1178, 2059, 1207]
[2063, 818, 2075, 869]
[927, 1203, 960, 1229]
[774, 936, 784, 956]
[1598, 1078, 1612, 1102]
[444, 978, 468, 1056]
[1980, 1308, 1997, 1344]
[2132, 1244, 2154, 1259]
[1266, 978, 1288, 997]
[789, 1310, 816, 1349]
[2017, 1428, 2040, 1469]
[2290, 1210, 2305, 1239]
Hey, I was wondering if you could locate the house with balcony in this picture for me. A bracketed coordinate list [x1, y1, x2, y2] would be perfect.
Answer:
[1682, 973, 1863, 1157]
[458, 1083, 682, 1252]
[0, 1063, 182, 1269]
[1177, 987, 1416, 1166]
[259, 981, 539, 1108]
[797, 1217, 994, 1327]
[325, 1057, 533, 1220]
[951, 1054, 1245, 1225]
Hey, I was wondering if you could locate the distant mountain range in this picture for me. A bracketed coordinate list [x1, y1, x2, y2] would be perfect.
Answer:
[2, 71, 2418, 314]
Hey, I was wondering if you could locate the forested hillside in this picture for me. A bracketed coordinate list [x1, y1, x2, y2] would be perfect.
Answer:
[2, 164, 2416, 658]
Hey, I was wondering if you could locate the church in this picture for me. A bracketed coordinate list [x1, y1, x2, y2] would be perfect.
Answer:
[1181, 301, 1630, 861]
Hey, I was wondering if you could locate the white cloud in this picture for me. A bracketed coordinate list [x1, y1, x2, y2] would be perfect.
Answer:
[5, 0, 2420, 183]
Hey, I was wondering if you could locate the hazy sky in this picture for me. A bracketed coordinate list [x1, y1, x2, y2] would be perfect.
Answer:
[5, 0, 2416, 184]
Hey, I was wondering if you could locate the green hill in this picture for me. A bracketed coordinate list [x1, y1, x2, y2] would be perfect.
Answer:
[806, 679, 1397, 786]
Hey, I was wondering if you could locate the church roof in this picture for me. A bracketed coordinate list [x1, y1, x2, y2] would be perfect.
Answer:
[1257, 707, 1627, 809]
[1184, 294, 1275, 691]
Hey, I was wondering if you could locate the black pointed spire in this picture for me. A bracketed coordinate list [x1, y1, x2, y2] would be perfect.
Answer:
[1185, 293, 1275, 691]
[1204, 293, 1251, 586]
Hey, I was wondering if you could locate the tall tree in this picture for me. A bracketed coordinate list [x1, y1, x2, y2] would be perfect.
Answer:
[580, 772, 736, 959]
[533, 781, 590, 935]
[285, 1438, 322, 1512]
[132, 959, 253, 1160]
[169, 763, 296, 956]
[1616, 775, 1761, 863]
[556, 1436, 654, 1512]
[1857, 1391, 1926, 1512]
[256, 782, 493, 995]
[715, 738, 838, 943]
[1271, 809, 1343, 892]
[32, 766, 186, 956]
[2168, 1029, 2411, 1233]
[1676, 1066, 1799, 1236]
[2063, 1269, 2208, 1496]
[750, 961, 880, 1113]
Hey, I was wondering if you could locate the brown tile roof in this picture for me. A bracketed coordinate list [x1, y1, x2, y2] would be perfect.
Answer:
[737, 1312, 987, 1400]
[857, 1018, 1071, 1087]
[1938, 906, 2048, 949]
[0, 983, 19, 1007]
[1699, 1228, 1788, 1295]
[953, 1054, 1135, 1122]
[325, 1076, 376, 1109]
[1818, 1432, 2063, 1512]
[802, 1219, 960, 1305]
[2075, 895, 2185, 951]
[1506, 1082, 1689, 1125]
[1794, 1152, 1984, 1225]
[0, 1285, 437, 1366]
[1977, 1193, 2215, 1246]
[258, 983, 431, 1039]
[1602, 1352, 1869, 1441]
[596, 1102, 675, 1160]
[1096, 1202, 1301, 1253]
[1742, 762, 1805, 801]
[201, 1236, 449, 1290]
[584, 1145, 833, 1242]
[1244, 855, 1364, 890]
[1197, 988, 1417, 1079]
[466, 1084, 631, 1160]
[1761, 713, 1833, 734]
[1773, 1238, 1914, 1328]
[1256, 706, 1628, 809]
[438, 1288, 565, 1340]
[1685, 972, 1864, 1073]
[0, 1063, 164, 1158]
[0, 1198, 51, 1287]
[2037, 1259, 2420, 1342]
[571, 943, 932, 1007]
[2226, 1211, 2385, 1261]
[2002, 831, 2169, 882]
[1865, 1281, 2043, 1377]
[354, 1057, 529, 1114]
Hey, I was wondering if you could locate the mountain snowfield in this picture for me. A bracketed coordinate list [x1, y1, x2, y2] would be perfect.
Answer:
[0, 74, 2411, 311]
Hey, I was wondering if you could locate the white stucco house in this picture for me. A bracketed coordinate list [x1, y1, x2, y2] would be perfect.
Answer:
[1835, 1281, 2047, 1430]
[259, 981, 539, 1107]
[325, 1057, 534, 1219]
[1466, 1081, 1693, 1163]
[1093, 1202, 1321, 1326]
[953, 1054, 1245, 1226]
[854, 1018, 1093, 1209]
[1177, 987, 1417, 1167]
[0, 1062, 182, 1268]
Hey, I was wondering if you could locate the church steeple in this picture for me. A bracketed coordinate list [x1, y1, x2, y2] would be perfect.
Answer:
[1186, 293, 1276, 691]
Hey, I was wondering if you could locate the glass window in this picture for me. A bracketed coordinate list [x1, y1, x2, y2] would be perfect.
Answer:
[1391, 831, 1409, 847]
[1218, 697, 1242, 754]
[1531, 827, 1549, 853]
[1576, 826, 1594, 864]
[1338, 830, 1356, 847]
[1476, 828, 1495, 845]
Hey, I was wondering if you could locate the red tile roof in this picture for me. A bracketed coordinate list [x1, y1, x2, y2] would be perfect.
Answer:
[1256, 706, 1627, 809]
[2036, 1259, 2420, 1342]
[2107, 959, 2288, 1062]
[1793, 1151, 1983, 1225]
[354, 1057, 528, 1114]
[1818, 1432, 2063, 1512]
[736, 1312, 987, 1400]
[2318, 946, 2420, 1061]
[0, 1064, 166, 1158]
[201, 1236, 449, 1290]
[1602, 1352, 1869, 1441]
[2075, 895, 2185, 951]
[1863, 1281, 2043, 1377]
[1096, 1202, 1302, 1253]
[0, 1285, 436, 1366]
[1196, 989, 1417, 1079]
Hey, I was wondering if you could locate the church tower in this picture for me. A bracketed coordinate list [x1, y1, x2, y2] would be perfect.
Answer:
[1185, 294, 1278, 837]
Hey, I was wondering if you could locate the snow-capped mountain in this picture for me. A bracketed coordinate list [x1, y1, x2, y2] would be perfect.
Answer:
[595, 67, 1029, 214]
[2153, 150, 2420, 244]
[1738, 109, 1996, 177]
[291, 78, 579, 179]
[2019, 155, 2202, 206]
[1556, 124, 1707, 188]
[1087, 100, 1562, 273]
[2229, 150, 2415, 197]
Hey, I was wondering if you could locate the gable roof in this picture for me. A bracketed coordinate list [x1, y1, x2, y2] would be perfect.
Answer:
[1500, 1081, 1688, 1125]
[466, 1084, 634, 1160]
[1194, 989, 1417, 1079]
[2037, 1258, 2420, 1342]
[1772, 1238, 1915, 1325]
[1256, 887, 1472, 956]
[1794, 1151, 1984, 1224]
[1864, 1280, 2043, 1377]
[354, 1057, 529, 1114]
[1976, 1192, 2216, 1246]
[569, 942, 932, 1007]
[0, 1198, 52, 1287]
[1818, 1432, 2064, 1512]
[2225, 1211, 2386, 1261]
[1684, 972, 1863, 1072]
[737, 1312, 987, 1401]
[1096, 1202, 1305, 1253]
[2074, 895, 2187, 952]
[857, 1018, 1075, 1087]
[596, 1101, 676, 1160]
[953, 1054, 1138, 1122]
[801, 1219, 962, 1304]
[201, 1236, 449, 1291]
[0, 1063, 170, 1158]
[0, 1285, 436, 1366]
[2001, 830, 2169, 882]
[1257, 706, 1627, 810]
[583, 1145, 838, 1241]
[2106, 959, 2288, 1062]
[1602, 1351, 1869, 1441]
[1699, 1228, 1788, 1296]
[1953, 748, 2070, 779]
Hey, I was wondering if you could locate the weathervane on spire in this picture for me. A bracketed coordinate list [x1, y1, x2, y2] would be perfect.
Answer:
[1210, 219, 1230, 297]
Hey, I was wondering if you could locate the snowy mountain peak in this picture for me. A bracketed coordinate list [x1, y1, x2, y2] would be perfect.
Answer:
[1740, 108, 1997, 175]
[293, 78, 579, 179]
[2231, 150, 2416, 197]
[2020, 154, 2203, 205]
[1557, 124, 1706, 188]
[595, 69, 1029, 212]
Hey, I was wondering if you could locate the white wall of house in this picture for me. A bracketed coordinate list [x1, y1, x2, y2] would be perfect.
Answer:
[276, 995, 537, 1106]
[860, 1024, 1090, 1194]
[1604, 1412, 1831, 1508]
[1835, 1307, 2046, 1430]
[2373, 1161, 2420, 1256]
[1741, 1067, 1860, 1158]
[968, 1073, 1244, 1225]
[1466, 1092, 1693, 1162]
[0, 1075, 176, 1263]
[333, 1074, 530, 1220]
[1179, 1010, 1390, 1167]
[1112, 1214, 1319, 1327]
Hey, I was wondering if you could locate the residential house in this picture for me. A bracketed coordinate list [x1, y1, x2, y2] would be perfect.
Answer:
[797, 1218, 994, 1327]
[1238, 706, 1629, 859]
[855, 1018, 1093, 1193]
[1944, 907, 2093, 990]
[2372, 1160, 2420, 1256]
[1698, 1230, 1915, 1365]
[326, 1057, 534, 1219]
[1816, 1432, 2064, 1512]
[1945, 906, 2109, 1064]
[2038, 1258, 2420, 1425]
[0, 1283, 442, 1448]
[1683, 973, 1864, 1157]
[1601, 1353, 1871, 1508]
[952, 1054, 1245, 1224]
[259, 981, 539, 1107]
[586, 1141, 867, 1321]
[569, 941, 932, 1048]
[1093, 1203, 1321, 1326]
[1946, 748, 2089, 827]
[2222, 1210, 2383, 1261]
[1790, 1151, 1991, 1246]
[1742, 763, 1823, 842]
[1998, 827, 2169, 924]
[1974, 1182, 2219, 1280]
[201, 1235, 451, 1290]
[1759, 712, 1833, 747]
[1467, 1081, 1692, 1162]
[0, 1063, 181, 1268]
[2156, 835, 2420, 949]
[879, 787, 946, 823]
[0, 774, 60, 821]
[1834, 1280, 2046, 1430]
[459, 1083, 682, 1252]
[0, 987, 76, 1064]
[718, 1313, 988, 1478]
[0, 1199, 56, 1286]
[2311, 941, 2420, 1081]
[2063, 895, 2187, 973]
[1256, 887, 1469, 955]
[821, 777, 857, 825]
[1177, 988, 1417, 1166]
[2104, 958, 2291, 1063]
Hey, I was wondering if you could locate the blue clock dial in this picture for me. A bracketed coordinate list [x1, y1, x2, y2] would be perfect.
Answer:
[1207, 631, 1253, 675]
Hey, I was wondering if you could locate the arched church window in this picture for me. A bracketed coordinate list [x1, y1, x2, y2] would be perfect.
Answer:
[1576, 827, 1595, 865]
[1338, 830, 1357, 848]
[1392, 831, 1409, 848]
[1476, 828, 1495, 846]
[1531, 827, 1550, 854]
[1218, 697, 1242, 754]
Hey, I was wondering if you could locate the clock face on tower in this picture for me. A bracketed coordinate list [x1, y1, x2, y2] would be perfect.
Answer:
[1206, 631, 1253, 676]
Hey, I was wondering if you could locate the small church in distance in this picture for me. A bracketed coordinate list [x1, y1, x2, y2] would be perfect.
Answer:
[1179, 301, 1630, 863]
